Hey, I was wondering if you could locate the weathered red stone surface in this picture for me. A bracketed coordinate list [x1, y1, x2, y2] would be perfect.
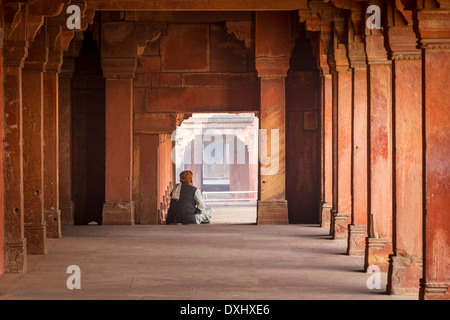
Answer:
[366, 61, 393, 272]
[333, 71, 352, 239]
[103, 78, 135, 225]
[387, 58, 423, 295]
[421, 49, 450, 300]
[3, 42, 27, 273]
[348, 67, 368, 256]
[321, 74, 333, 228]
[43, 72, 61, 238]
[255, 11, 290, 224]
[161, 24, 210, 72]
[0, 34, 4, 275]
[89, 0, 310, 11]
[22, 53, 47, 254]
[134, 134, 159, 225]
[146, 87, 259, 113]
[58, 72, 74, 225]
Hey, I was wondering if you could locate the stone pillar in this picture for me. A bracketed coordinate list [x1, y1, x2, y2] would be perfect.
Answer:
[0, 28, 4, 275]
[332, 70, 352, 239]
[364, 31, 393, 272]
[347, 40, 368, 256]
[58, 56, 75, 225]
[320, 72, 333, 229]
[255, 11, 290, 224]
[317, 19, 333, 230]
[22, 32, 47, 254]
[417, 10, 450, 301]
[101, 21, 137, 225]
[101, 59, 136, 225]
[2, 39, 28, 272]
[330, 30, 352, 240]
[43, 46, 63, 238]
[386, 9, 423, 295]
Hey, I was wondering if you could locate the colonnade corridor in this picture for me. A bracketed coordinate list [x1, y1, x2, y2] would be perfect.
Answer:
[0, 223, 415, 300]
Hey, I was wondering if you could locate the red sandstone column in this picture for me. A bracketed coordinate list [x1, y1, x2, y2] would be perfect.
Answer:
[329, 35, 352, 240]
[332, 70, 352, 239]
[101, 20, 137, 225]
[418, 10, 450, 301]
[321, 73, 333, 229]
[364, 32, 393, 272]
[255, 12, 290, 224]
[102, 68, 135, 225]
[58, 57, 75, 225]
[347, 66, 368, 255]
[2, 39, 28, 272]
[386, 14, 424, 295]
[43, 49, 63, 238]
[388, 57, 423, 295]
[22, 34, 47, 254]
[347, 39, 368, 255]
[0, 28, 4, 275]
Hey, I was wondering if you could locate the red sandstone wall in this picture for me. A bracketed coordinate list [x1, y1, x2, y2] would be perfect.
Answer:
[0, 45, 4, 275]
[133, 22, 258, 114]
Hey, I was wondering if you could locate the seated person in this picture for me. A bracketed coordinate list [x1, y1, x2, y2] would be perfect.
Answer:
[166, 170, 214, 225]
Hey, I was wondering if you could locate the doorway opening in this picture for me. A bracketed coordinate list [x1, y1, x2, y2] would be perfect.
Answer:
[173, 113, 259, 224]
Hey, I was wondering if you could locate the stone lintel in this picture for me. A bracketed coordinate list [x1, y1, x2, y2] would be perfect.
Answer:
[134, 113, 177, 135]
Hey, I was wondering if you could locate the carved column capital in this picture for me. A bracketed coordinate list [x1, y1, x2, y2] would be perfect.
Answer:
[255, 57, 290, 79]
[386, 2, 422, 60]
[417, 10, 450, 50]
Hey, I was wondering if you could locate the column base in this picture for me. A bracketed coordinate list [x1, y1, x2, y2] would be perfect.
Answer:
[103, 201, 135, 225]
[45, 209, 62, 239]
[60, 201, 75, 225]
[364, 237, 393, 272]
[347, 224, 367, 256]
[420, 279, 450, 300]
[387, 254, 422, 296]
[4, 239, 27, 273]
[257, 200, 289, 225]
[24, 224, 48, 255]
[320, 202, 332, 229]
[331, 212, 351, 240]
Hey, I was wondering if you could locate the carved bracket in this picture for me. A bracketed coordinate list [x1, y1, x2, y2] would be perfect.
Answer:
[225, 21, 254, 52]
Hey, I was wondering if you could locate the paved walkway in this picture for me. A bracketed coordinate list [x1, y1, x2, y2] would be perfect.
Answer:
[0, 222, 415, 300]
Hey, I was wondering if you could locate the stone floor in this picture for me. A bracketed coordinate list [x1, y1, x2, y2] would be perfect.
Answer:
[0, 207, 416, 300]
